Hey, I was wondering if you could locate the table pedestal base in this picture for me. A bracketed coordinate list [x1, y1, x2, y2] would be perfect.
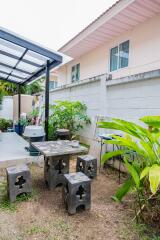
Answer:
[44, 155, 69, 190]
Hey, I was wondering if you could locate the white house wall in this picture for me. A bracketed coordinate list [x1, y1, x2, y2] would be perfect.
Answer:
[50, 14, 160, 157]
[58, 14, 160, 85]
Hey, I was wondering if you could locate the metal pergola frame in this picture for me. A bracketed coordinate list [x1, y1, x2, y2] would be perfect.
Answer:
[0, 28, 63, 140]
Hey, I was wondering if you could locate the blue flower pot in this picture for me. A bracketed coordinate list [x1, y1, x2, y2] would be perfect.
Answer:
[14, 124, 24, 136]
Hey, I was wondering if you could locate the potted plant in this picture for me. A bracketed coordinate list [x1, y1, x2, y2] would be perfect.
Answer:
[14, 118, 29, 135]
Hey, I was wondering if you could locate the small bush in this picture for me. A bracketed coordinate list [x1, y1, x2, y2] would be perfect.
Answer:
[48, 100, 91, 140]
[0, 118, 13, 132]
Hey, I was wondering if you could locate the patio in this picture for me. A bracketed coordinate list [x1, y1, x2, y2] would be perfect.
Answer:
[0, 162, 137, 240]
[0, 25, 160, 240]
[0, 27, 62, 140]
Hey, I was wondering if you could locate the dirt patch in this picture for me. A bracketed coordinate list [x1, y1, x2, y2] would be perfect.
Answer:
[0, 161, 139, 240]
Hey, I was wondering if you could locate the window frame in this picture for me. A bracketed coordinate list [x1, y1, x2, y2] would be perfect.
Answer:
[109, 40, 130, 72]
[71, 63, 80, 82]
[49, 80, 58, 90]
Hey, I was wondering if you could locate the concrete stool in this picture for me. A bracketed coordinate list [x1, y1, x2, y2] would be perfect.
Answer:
[44, 155, 69, 190]
[6, 164, 32, 202]
[56, 129, 70, 140]
[63, 172, 91, 214]
[76, 155, 97, 179]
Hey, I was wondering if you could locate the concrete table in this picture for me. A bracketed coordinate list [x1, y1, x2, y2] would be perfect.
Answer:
[32, 140, 88, 189]
[31, 140, 88, 157]
[0, 132, 34, 168]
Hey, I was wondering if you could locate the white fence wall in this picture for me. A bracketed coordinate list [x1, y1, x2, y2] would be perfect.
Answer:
[0, 96, 13, 120]
[107, 77, 160, 123]
[50, 79, 102, 143]
[50, 74, 160, 157]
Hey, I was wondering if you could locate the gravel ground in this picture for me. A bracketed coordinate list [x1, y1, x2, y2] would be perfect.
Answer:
[0, 160, 139, 240]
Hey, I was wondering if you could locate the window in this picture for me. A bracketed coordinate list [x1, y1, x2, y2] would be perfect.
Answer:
[49, 81, 58, 90]
[71, 63, 80, 82]
[110, 40, 129, 72]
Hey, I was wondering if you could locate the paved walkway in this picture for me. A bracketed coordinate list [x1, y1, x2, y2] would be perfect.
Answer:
[0, 132, 34, 168]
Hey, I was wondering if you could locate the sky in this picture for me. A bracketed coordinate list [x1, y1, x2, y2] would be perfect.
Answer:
[0, 0, 117, 51]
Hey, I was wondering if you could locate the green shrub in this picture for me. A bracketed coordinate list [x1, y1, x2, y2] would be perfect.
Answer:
[48, 100, 91, 140]
[0, 118, 12, 132]
[98, 116, 160, 223]
[0, 92, 4, 105]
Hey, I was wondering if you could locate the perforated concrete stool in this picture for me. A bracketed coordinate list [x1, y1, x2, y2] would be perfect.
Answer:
[63, 172, 91, 214]
[6, 164, 32, 202]
[44, 155, 69, 190]
[76, 155, 97, 179]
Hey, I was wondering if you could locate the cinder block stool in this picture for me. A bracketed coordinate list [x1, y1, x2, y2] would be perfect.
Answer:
[76, 155, 97, 179]
[63, 172, 91, 214]
[6, 164, 32, 202]
[44, 155, 69, 190]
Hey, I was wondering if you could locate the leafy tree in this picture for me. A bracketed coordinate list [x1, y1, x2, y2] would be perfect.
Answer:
[0, 78, 44, 96]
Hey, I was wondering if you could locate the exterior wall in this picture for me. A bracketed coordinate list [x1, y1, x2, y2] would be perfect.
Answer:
[107, 77, 160, 123]
[13, 95, 33, 121]
[50, 74, 160, 158]
[50, 79, 102, 140]
[0, 96, 13, 120]
[50, 14, 160, 158]
[58, 14, 160, 85]
[50, 78, 104, 158]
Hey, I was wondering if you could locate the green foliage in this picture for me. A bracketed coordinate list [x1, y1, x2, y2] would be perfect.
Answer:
[0, 118, 12, 131]
[0, 91, 4, 105]
[24, 80, 44, 95]
[112, 178, 133, 202]
[140, 116, 160, 128]
[0, 79, 44, 96]
[27, 225, 49, 235]
[17, 118, 30, 126]
[0, 197, 16, 212]
[28, 108, 39, 119]
[48, 100, 91, 140]
[98, 116, 160, 203]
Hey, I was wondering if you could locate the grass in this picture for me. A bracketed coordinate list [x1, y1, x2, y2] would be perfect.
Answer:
[26, 219, 71, 239]
[119, 221, 160, 240]
[27, 225, 49, 235]
[0, 197, 16, 212]
[0, 191, 36, 212]
[53, 219, 70, 233]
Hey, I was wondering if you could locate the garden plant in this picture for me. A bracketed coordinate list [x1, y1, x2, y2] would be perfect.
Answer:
[0, 118, 13, 132]
[98, 116, 160, 226]
[48, 100, 91, 140]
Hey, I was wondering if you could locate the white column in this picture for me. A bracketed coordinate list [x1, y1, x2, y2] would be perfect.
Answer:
[99, 74, 108, 116]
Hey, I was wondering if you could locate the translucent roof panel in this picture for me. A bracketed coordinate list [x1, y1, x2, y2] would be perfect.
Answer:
[0, 38, 25, 57]
[0, 65, 12, 74]
[16, 61, 39, 74]
[0, 54, 18, 67]
[0, 72, 8, 79]
[23, 50, 49, 65]
[11, 69, 30, 79]
[0, 28, 63, 84]
[8, 76, 23, 82]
